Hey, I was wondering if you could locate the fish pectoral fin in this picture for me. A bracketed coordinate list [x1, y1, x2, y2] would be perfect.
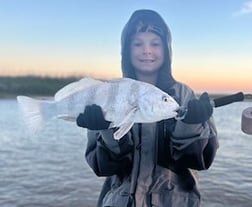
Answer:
[113, 122, 134, 140]
[115, 106, 138, 127]
[112, 107, 138, 140]
[57, 115, 76, 122]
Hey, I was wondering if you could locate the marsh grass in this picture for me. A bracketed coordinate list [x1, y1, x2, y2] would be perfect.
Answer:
[0, 76, 80, 98]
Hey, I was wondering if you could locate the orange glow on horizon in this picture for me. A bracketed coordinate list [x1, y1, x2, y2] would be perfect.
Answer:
[0, 57, 251, 94]
[174, 72, 251, 94]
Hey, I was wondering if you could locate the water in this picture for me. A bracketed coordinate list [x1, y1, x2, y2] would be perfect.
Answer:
[0, 99, 252, 207]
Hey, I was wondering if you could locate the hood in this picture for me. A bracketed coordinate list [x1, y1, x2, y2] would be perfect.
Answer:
[121, 9, 176, 91]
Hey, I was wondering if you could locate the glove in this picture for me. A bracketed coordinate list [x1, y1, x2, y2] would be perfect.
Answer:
[183, 92, 213, 124]
[76, 104, 110, 130]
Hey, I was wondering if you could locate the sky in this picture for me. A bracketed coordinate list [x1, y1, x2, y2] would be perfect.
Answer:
[0, 0, 251, 93]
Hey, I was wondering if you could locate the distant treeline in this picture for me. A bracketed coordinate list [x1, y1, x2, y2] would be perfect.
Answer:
[0, 76, 80, 98]
[0, 76, 251, 100]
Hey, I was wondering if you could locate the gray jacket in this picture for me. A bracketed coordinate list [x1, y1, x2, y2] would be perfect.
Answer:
[85, 81, 218, 207]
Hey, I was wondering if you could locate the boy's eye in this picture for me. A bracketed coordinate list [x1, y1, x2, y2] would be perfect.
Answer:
[132, 42, 142, 47]
[151, 42, 161, 47]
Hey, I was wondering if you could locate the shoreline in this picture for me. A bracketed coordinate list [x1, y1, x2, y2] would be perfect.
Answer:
[0, 75, 251, 101]
[1, 94, 251, 102]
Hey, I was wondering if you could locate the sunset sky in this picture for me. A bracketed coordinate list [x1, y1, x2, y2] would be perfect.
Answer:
[0, 0, 251, 93]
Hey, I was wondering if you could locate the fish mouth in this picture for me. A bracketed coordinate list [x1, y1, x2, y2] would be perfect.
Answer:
[160, 108, 179, 120]
[174, 106, 187, 120]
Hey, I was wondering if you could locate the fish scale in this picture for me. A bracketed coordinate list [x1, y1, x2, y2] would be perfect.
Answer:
[104, 82, 120, 117]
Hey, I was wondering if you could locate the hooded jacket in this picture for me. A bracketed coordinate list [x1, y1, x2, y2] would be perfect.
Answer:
[85, 9, 218, 207]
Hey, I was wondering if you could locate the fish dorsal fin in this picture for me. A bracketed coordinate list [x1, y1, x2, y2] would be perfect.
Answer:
[54, 77, 103, 101]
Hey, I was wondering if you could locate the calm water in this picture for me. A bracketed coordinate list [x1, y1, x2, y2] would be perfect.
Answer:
[0, 99, 252, 207]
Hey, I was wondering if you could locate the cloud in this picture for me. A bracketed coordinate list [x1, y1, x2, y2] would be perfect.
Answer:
[233, 0, 252, 16]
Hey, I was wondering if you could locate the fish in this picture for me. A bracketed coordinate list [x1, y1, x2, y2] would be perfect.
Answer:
[17, 77, 179, 140]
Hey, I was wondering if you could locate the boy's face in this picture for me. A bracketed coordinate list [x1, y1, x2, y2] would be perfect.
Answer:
[130, 32, 164, 75]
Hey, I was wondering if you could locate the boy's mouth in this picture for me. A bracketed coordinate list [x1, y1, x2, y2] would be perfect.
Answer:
[140, 59, 154, 63]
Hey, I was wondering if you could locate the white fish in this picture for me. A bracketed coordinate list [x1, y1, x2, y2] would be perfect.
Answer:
[17, 77, 179, 140]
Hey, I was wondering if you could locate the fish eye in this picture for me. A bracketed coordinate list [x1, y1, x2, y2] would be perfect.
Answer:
[162, 95, 169, 102]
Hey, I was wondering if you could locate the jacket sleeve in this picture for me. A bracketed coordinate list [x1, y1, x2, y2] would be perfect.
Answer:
[85, 129, 134, 176]
[170, 83, 219, 170]
[171, 118, 218, 170]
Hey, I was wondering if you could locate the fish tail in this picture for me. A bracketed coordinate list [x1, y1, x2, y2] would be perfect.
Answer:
[16, 96, 56, 133]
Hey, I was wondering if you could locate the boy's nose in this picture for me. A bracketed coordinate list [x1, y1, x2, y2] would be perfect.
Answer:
[143, 46, 152, 54]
